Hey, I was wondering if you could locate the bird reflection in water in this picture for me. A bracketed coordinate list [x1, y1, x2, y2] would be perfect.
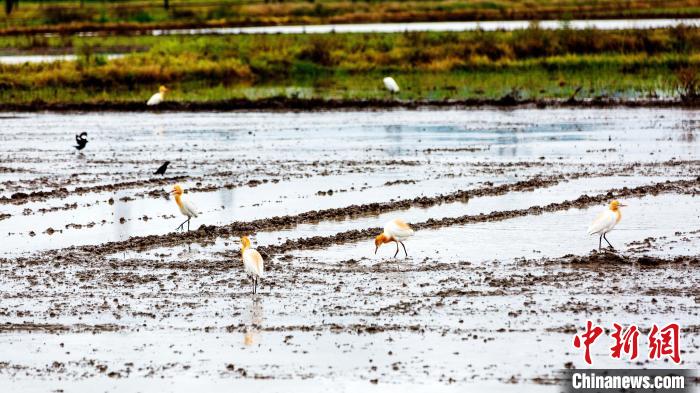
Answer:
[244, 297, 264, 346]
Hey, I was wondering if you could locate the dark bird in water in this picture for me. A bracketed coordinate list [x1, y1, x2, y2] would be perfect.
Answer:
[154, 161, 170, 175]
[74, 132, 88, 151]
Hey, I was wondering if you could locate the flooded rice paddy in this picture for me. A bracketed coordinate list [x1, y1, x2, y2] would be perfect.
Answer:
[149, 18, 700, 36]
[0, 108, 698, 391]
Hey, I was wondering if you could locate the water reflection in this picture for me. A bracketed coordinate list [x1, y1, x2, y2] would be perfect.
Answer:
[679, 120, 697, 142]
[219, 188, 235, 214]
[244, 297, 264, 346]
[114, 191, 132, 241]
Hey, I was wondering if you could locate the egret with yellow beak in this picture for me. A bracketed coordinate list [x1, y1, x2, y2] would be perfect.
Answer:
[375, 218, 414, 258]
[147, 85, 168, 106]
[170, 184, 198, 231]
[241, 236, 264, 295]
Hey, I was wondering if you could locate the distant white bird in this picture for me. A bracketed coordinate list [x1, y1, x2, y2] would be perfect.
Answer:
[383, 77, 400, 94]
[171, 184, 198, 231]
[147, 85, 168, 106]
[375, 218, 415, 258]
[241, 236, 264, 294]
[587, 200, 626, 250]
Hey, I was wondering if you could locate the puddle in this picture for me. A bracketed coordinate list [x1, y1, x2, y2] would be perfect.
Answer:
[147, 19, 700, 36]
[0, 54, 125, 64]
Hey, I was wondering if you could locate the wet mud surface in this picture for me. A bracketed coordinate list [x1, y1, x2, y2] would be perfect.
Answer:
[2, 97, 700, 113]
[0, 108, 698, 392]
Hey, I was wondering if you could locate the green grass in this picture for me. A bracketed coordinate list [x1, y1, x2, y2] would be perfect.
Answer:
[0, 27, 697, 105]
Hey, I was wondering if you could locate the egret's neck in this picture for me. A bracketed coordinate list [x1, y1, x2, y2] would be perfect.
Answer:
[241, 244, 249, 256]
[615, 209, 622, 222]
[174, 193, 183, 207]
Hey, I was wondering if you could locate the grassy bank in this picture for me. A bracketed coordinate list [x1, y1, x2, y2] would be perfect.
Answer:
[0, 26, 698, 106]
[0, 0, 699, 34]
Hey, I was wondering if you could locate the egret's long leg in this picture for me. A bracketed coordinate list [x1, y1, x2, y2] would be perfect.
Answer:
[598, 235, 602, 250]
[176, 219, 188, 232]
[393, 241, 399, 258]
[603, 233, 615, 250]
[400, 241, 408, 257]
[254, 277, 258, 295]
[187, 218, 190, 231]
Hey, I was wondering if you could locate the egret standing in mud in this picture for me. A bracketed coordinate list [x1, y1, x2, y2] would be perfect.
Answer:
[171, 184, 198, 231]
[383, 77, 400, 95]
[375, 218, 415, 258]
[240, 236, 264, 295]
[74, 132, 88, 151]
[147, 85, 168, 106]
[587, 200, 627, 250]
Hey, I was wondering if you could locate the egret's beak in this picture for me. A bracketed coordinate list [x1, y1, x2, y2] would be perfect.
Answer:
[169, 189, 176, 194]
[619, 204, 628, 207]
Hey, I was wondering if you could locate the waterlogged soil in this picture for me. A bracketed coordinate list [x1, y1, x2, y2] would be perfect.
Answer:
[3, 97, 700, 113]
[0, 108, 699, 392]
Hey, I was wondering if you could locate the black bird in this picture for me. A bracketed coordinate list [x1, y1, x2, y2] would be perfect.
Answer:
[74, 132, 88, 151]
[154, 161, 170, 175]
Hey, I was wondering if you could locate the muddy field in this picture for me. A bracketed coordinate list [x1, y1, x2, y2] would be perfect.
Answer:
[0, 108, 698, 392]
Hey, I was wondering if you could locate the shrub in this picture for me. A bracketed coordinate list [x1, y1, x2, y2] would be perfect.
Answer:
[674, 66, 699, 101]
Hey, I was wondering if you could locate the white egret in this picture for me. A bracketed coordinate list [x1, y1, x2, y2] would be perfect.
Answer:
[147, 85, 168, 106]
[241, 236, 264, 295]
[587, 200, 627, 250]
[375, 218, 415, 258]
[383, 77, 400, 94]
[170, 184, 198, 231]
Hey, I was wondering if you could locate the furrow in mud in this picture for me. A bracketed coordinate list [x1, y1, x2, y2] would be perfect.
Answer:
[1, 176, 186, 205]
[15, 176, 697, 262]
[254, 177, 699, 256]
[2, 98, 700, 113]
[49, 174, 571, 257]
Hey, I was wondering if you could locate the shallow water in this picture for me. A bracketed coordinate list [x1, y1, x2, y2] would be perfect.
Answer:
[0, 107, 698, 391]
[1, 108, 698, 255]
[0, 54, 124, 64]
[293, 193, 700, 264]
[149, 18, 700, 36]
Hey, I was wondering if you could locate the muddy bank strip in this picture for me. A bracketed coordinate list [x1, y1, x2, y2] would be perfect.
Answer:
[63, 174, 575, 256]
[36, 176, 698, 260]
[7, 157, 690, 207]
[254, 177, 700, 256]
[2, 98, 700, 113]
[0, 176, 185, 205]
[0, 322, 123, 333]
[0, 159, 426, 205]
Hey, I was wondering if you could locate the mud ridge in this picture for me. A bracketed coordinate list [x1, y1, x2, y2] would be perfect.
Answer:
[21, 176, 698, 263]
[1, 98, 700, 113]
[1, 176, 186, 205]
[0, 322, 123, 333]
[254, 177, 700, 256]
[60, 174, 572, 257]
